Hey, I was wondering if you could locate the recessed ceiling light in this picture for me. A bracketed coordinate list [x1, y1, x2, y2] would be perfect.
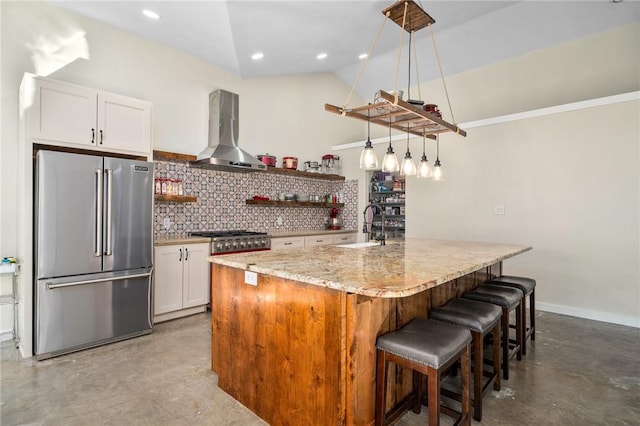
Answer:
[142, 9, 160, 20]
[251, 52, 264, 60]
[358, 53, 368, 60]
[317, 53, 328, 60]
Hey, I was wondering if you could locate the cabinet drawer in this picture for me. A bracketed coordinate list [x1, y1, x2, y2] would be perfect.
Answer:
[304, 236, 333, 247]
[271, 237, 305, 250]
[333, 233, 357, 244]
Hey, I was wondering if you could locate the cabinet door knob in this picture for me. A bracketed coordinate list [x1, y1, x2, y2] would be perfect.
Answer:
[91, 128, 95, 144]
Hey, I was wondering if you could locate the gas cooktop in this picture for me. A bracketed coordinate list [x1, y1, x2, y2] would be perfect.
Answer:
[189, 230, 271, 254]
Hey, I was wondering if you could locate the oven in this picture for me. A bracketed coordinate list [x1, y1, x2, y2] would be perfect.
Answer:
[188, 230, 271, 309]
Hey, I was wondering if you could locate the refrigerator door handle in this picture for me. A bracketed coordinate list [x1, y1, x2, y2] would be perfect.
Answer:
[105, 169, 113, 256]
[95, 169, 103, 257]
[46, 272, 152, 290]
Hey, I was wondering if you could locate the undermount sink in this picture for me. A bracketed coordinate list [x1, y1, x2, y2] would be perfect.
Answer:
[336, 242, 380, 248]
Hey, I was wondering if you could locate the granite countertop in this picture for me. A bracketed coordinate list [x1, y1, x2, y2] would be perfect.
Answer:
[154, 236, 211, 246]
[269, 229, 357, 238]
[208, 238, 532, 298]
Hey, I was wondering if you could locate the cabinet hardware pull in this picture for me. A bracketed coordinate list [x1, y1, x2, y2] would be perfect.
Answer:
[91, 128, 95, 144]
[284, 242, 292, 246]
[316, 240, 322, 242]
[185, 248, 189, 261]
[179, 248, 183, 261]
[99, 129, 103, 144]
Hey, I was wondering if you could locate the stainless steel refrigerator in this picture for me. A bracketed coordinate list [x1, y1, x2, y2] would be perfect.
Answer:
[34, 150, 154, 359]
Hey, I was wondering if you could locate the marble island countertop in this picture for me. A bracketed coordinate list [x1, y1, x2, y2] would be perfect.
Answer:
[208, 238, 532, 298]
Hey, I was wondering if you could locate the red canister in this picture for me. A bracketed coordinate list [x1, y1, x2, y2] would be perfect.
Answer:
[256, 154, 277, 167]
[282, 156, 298, 170]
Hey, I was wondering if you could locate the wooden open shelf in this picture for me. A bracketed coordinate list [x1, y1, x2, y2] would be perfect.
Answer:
[325, 90, 466, 139]
[246, 200, 344, 208]
[153, 150, 197, 163]
[155, 194, 197, 203]
[265, 166, 344, 181]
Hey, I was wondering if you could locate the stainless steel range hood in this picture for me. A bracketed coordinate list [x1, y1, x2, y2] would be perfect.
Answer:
[190, 90, 266, 172]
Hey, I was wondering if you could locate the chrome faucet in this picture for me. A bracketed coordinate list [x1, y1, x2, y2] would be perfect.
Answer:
[362, 203, 385, 246]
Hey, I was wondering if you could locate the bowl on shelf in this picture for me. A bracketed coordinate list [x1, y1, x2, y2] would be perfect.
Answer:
[284, 193, 295, 201]
[295, 194, 310, 202]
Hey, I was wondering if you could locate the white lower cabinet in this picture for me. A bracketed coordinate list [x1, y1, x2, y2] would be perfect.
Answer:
[154, 242, 210, 323]
[332, 233, 357, 244]
[271, 232, 357, 250]
[271, 237, 305, 250]
[304, 235, 333, 247]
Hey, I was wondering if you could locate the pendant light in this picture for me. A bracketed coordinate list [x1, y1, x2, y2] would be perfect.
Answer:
[381, 119, 399, 172]
[400, 128, 417, 176]
[416, 136, 431, 178]
[359, 103, 379, 170]
[433, 134, 444, 181]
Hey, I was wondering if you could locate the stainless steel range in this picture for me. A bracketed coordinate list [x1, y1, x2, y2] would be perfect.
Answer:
[189, 230, 270, 255]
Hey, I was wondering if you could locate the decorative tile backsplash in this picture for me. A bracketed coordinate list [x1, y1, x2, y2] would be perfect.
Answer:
[154, 160, 358, 237]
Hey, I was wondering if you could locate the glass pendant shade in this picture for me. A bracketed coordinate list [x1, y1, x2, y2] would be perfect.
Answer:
[432, 159, 443, 181]
[400, 151, 417, 176]
[382, 146, 399, 172]
[417, 154, 431, 178]
[359, 103, 378, 170]
[359, 140, 378, 170]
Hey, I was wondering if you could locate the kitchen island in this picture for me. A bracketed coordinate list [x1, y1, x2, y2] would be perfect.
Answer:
[209, 239, 531, 425]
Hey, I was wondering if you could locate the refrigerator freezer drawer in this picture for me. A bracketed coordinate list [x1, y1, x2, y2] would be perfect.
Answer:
[35, 269, 152, 359]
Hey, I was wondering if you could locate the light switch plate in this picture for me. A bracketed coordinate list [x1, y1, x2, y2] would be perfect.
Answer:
[494, 205, 505, 215]
[244, 271, 258, 286]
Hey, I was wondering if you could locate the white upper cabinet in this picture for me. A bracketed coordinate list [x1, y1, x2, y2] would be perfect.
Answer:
[32, 79, 97, 146]
[98, 92, 151, 154]
[26, 76, 151, 156]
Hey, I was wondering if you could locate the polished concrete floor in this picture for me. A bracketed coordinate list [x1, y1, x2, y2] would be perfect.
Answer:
[1, 311, 638, 425]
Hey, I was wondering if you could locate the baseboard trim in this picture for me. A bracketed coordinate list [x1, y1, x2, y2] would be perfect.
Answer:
[537, 302, 640, 328]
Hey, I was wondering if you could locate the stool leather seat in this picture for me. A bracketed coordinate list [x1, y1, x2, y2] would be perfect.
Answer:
[430, 298, 502, 333]
[462, 284, 522, 309]
[488, 275, 535, 295]
[376, 318, 472, 369]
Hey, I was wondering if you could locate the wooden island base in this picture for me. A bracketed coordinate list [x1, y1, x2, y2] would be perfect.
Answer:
[211, 262, 501, 425]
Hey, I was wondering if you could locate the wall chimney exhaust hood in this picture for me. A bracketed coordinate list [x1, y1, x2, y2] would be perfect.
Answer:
[190, 90, 266, 172]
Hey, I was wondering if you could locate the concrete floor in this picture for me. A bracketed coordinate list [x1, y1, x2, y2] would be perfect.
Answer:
[1, 311, 638, 425]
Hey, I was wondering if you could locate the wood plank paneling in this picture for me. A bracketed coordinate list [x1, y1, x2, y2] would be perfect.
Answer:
[212, 264, 345, 426]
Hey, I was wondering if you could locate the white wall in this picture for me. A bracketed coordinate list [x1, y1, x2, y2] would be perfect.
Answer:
[339, 23, 640, 327]
[0, 1, 364, 354]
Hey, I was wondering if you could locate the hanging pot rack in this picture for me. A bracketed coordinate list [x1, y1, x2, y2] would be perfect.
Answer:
[324, 0, 467, 140]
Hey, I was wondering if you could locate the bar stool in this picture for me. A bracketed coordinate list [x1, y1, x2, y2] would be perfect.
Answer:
[487, 275, 536, 355]
[375, 318, 472, 426]
[462, 284, 523, 380]
[430, 298, 502, 421]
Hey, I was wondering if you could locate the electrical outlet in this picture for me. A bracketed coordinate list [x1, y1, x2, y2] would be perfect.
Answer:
[244, 271, 258, 286]
[277, 215, 283, 226]
[163, 217, 172, 230]
[494, 205, 505, 215]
